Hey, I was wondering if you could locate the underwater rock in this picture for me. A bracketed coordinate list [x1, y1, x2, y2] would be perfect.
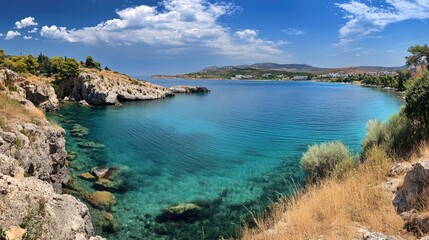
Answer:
[84, 191, 116, 210]
[93, 178, 124, 192]
[79, 172, 97, 181]
[98, 211, 118, 233]
[70, 124, 89, 137]
[67, 151, 77, 161]
[156, 203, 201, 223]
[78, 141, 104, 149]
[91, 167, 115, 179]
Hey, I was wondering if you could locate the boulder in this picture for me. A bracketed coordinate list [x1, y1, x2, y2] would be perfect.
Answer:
[78, 141, 104, 149]
[79, 172, 97, 181]
[84, 191, 116, 210]
[97, 211, 118, 233]
[156, 203, 201, 223]
[393, 161, 429, 213]
[93, 178, 124, 192]
[5, 226, 26, 240]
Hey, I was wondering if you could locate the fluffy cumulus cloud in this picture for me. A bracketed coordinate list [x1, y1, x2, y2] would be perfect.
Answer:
[23, 36, 32, 40]
[336, 0, 429, 46]
[5, 31, 21, 40]
[28, 28, 38, 33]
[40, 0, 285, 59]
[15, 16, 38, 29]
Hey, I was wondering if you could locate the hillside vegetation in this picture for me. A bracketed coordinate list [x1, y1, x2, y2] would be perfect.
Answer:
[241, 45, 429, 239]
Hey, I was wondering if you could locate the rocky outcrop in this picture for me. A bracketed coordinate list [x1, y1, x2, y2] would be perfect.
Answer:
[19, 81, 59, 111]
[0, 173, 97, 239]
[0, 70, 60, 112]
[393, 161, 429, 213]
[0, 119, 69, 193]
[169, 85, 210, 94]
[56, 71, 174, 105]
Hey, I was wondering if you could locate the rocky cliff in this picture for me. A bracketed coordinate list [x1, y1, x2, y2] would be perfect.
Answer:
[57, 69, 174, 105]
[0, 69, 104, 239]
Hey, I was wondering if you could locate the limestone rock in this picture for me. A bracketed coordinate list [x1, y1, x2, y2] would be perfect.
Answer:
[0, 119, 69, 193]
[84, 191, 116, 210]
[393, 161, 429, 213]
[0, 175, 95, 239]
[389, 163, 412, 177]
[56, 71, 174, 105]
[79, 172, 96, 181]
[5, 226, 26, 240]
[362, 231, 399, 240]
[169, 85, 210, 94]
[156, 203, 201, 223]
[19, 81, 59, 111]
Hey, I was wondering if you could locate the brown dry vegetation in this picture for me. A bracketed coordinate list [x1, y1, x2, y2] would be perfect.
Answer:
[241, 145, 424, 240]
[0, 92, 45, 126]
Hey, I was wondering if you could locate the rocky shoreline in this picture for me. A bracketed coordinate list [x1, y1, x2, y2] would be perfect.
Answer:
[0, 68, 209, 239]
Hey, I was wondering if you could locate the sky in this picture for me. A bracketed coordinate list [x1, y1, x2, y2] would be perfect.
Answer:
[0, 0, 428, 75]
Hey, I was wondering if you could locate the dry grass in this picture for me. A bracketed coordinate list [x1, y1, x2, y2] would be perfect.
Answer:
[242, 146, 409, 240]
[0, 92, 45, 127]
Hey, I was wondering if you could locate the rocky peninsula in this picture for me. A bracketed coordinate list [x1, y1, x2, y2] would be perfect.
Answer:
[0, 67, 209, 240]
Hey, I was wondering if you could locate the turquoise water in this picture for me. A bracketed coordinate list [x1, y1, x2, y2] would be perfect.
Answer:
[50, 80, 403, 239]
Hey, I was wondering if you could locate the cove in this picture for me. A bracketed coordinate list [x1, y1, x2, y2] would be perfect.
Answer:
[49, 79, 403, 240]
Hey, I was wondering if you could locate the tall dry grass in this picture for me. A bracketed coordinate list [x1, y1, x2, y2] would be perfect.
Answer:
[242, 146, 408, 240]
[0, 92, 44, 127]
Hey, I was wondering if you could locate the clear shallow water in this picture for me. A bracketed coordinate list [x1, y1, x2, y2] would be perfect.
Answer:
[50, 79, 403, 239]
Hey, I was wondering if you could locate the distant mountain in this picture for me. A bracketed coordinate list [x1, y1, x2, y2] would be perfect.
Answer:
[199, 63, 406, 73]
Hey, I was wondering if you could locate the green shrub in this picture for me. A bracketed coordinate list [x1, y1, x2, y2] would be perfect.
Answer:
[387, 111, 418, 157]
[362, 120, 391, 155]
[332, 157, 355, 179]
[20, 200, 49, 240]
[300, 141, 352, 182]
[0, 118, 5, 129]
[0, 225, 5, 240]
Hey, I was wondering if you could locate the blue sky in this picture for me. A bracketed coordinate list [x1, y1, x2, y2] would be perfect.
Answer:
[0, 0, 428, 75]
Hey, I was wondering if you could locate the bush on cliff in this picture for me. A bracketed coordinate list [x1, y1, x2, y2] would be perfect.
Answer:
[300, 141, 353, 182]
[362, 120, 391, 155]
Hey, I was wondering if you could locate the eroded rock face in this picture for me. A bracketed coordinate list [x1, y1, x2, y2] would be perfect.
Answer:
[393, 161, 429, 213]
[0, 174, 95, 240]
[0, 120, 69, 193]
[20, 81, 59, 111]
[57, 72, 174, 105]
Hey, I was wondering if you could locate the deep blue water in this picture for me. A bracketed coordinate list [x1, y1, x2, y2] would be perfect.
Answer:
[50, 79, 403, 239]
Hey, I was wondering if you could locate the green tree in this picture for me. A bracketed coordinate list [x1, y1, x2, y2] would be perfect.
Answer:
[25, 54, 39, 74]
[37, 53, 51, 75]
[3, 56, 27, 73]
[84, 56, 101, 70]
[398, 70, 412, 91]
[405, 72, 429, 133]
[406, 44, 429, 70]
[0, 49, 5, 66]
[50, 56, 80, 80]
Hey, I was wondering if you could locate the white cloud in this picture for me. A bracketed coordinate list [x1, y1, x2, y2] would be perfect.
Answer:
[23, 36, 32, 40]
[283, 28, 305, 35]
[40, 0, 285, 59]
[28, 28, 38, 33]
[5, 31, 21, 40]
[15, 16, 38, 29]
[0, 33, 3, 37]
[336, 0, 429, 47]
